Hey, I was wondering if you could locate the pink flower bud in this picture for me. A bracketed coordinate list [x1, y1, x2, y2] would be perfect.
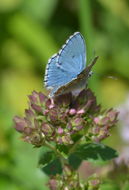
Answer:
[94, 117, 100, 124]
[77, 109, 85, 114]
[57, 127, 64, 134]
[69, 109, 76, 115]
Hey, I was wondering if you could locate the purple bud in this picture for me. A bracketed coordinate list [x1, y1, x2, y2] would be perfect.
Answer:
[13, 116, 26, 132]
[42, 123, 53, 135]
[69, 130, 76, 135]
[85, 99, 93, 109]
[43, 109, 49, 115]
[48, 178, 57, 190]
[24, 117, 32, 127]
[74, 118, 84, 126]
[39, 92, 46, 104]
[75, 118, 81, 124]
[31, 104, 42, 113]
[24, 127, 33, 135]
[23, 136, 31, 143]
[25, 109, 34, 119]
[45, 99, 52, 109]
[49, 109, 58, 123]
[101, 117, 110, 125]
[93, 127, 100, 134]
[34, 119, 39, 129]
[97, 133, 109, 142]
[75, 125, 83, 131]
[58, 111, 68, 122]
[107, 110, 119, 122]
[28, 91, 39, 104]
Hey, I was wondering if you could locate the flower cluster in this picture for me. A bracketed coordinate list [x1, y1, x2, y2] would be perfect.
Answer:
[92, 108, 118, 142]
[13, 89, 118, 147]
[48, 165, 82, 190]
[48, 164, 100, 190]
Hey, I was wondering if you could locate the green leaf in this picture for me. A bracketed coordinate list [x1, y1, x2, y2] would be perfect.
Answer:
[69, 143, 118, 164]
[56, 144, 69, 159]
[42, 158, 62, 176]
[39, 150, 56, 168]
[68, 153, 82, 170]
[39, 147, 62, 176]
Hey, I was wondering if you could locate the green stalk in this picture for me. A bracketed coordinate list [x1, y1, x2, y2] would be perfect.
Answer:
[78, 0, 94, 62]
[78, 0, 100, 94]
[44, 141, 67, 168]
[44, 141, 64, 158]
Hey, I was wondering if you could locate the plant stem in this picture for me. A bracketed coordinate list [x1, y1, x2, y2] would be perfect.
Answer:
[44, 141, 63, 158]
[68, 123, 92, 155]
[44, 141, 68, 169]
[68, 136, 85, 155]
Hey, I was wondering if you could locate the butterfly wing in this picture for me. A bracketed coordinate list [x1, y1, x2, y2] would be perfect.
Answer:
[44, 32, 86, 97]
[44, 54, 75, 96]
[57, 32, 86, 75]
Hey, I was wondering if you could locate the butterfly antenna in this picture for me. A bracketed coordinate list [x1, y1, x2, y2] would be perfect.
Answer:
[93, 73, 118, 80]
[89, 49, 98, 64]
[107, 75, 118, 80]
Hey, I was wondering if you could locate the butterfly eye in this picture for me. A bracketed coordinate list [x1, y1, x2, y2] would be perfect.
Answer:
[88, 71, 93, 77]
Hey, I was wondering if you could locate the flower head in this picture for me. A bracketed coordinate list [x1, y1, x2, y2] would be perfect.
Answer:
[13, 89, 118, 147]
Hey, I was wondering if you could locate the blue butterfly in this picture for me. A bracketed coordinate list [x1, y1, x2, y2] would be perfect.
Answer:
[44, 32, 98, 97]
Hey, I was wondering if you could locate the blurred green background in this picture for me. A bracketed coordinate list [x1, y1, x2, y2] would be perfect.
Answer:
[1, 0, 129, 189]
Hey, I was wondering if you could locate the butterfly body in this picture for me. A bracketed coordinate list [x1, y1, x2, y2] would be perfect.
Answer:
[44, 32, 98, 97]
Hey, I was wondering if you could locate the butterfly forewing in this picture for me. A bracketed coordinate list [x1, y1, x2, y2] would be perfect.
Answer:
[57, 32, 86, 75]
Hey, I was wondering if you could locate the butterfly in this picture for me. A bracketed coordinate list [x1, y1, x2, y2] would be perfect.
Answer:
[44, 32, 98, 97]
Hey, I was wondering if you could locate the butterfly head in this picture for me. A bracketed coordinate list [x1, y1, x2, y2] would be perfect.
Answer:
[88, 71, 93, 78]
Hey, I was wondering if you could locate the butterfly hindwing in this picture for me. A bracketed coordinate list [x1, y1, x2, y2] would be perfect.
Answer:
[44, 54, 75, 96]
[54, 56, 98, 96]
